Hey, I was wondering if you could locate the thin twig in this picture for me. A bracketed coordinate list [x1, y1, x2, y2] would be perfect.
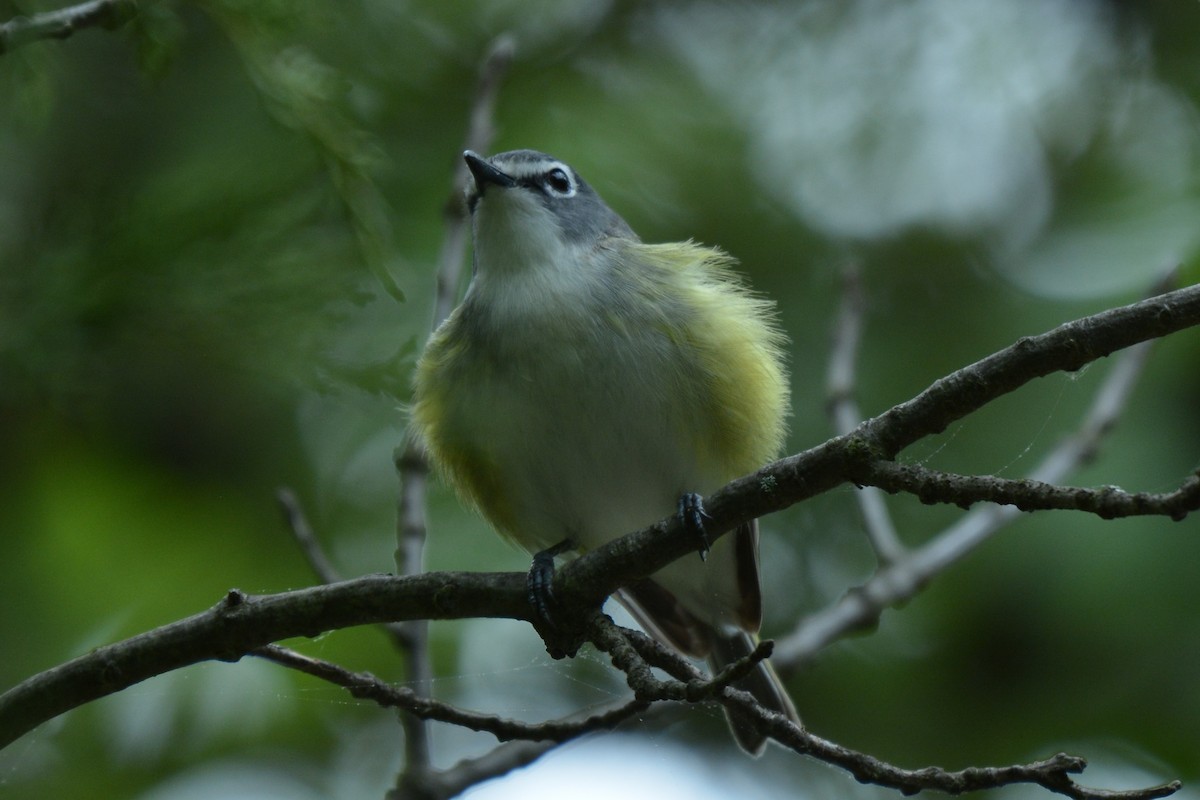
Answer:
[780, 730, 1181, 800]
[252, 644, 649, 742]
[425, 741, 560, 800]
[857, 461, 1199, 519]
[0, 0, 136, 54]
[276, 487, 343, 584]
[588, 615, 775, 721]
[276, 486, 413, 652]
[392, 33, 517, 794]
[861, 283, 1199, 459]
[433, 33, 516, 330]
[393, 444, 433, 775]
[616, 622, 773, 699]
[826, 261, 905, 564]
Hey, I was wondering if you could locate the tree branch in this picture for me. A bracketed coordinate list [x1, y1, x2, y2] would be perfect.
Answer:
[432, 33, 516, 329]
[862, 284, 1200, 458]
[423, 741, 560, 800]
[826, 260, 906, 564]
[277, 486, 414, 653]
[276, 487, 344, 584]
[252, 643, 648, 743]
[589, 617, 1179, 800]
[780, 737, 1181, 800]
[0, 0, 136, 54]
[391, 33, 516, 796]
[856, 461, 1200, 519]
[0, 573, 529, 751]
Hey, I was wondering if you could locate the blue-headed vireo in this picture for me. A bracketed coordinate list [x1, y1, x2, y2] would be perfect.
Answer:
[411, 149, 798, 753]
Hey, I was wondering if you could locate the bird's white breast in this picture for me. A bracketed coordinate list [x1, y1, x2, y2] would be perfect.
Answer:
[450, 256, 743, 626]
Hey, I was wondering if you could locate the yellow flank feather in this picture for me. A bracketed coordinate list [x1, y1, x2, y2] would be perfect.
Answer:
[623, 240, 790, 478]
[409, 310, 522, 540]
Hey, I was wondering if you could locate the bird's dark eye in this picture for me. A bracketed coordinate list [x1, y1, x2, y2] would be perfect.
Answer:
[543, 168, 574, 197]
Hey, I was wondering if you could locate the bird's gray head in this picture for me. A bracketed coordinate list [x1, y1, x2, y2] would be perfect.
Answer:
[463, 150, 637, 277]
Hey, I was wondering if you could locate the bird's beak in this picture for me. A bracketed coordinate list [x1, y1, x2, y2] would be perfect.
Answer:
[464, 150, 515, 191]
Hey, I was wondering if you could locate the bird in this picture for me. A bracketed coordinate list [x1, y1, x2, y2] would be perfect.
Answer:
[410, 148, 798, 753]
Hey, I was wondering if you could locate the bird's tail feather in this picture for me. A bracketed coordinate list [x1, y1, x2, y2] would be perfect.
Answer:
[710, 629, 800, 756]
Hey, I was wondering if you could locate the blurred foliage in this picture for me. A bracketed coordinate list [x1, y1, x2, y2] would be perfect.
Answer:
[0, 1, 1198, 798]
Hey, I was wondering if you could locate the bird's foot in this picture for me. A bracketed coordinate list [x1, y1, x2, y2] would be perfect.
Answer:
[678, 492, 712, 562]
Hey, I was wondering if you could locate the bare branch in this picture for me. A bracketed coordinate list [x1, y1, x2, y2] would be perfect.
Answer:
[393, 442, 433, 773]
[260, 635, 637, 800]
[252, 644, 648, 742]
[421, 741, 560, 800]
[1032, 335, 1157, 481]
[591, 618, 1177, 799]
[826, 260, 905, 564]
[392, 33, 517, 792]
[857, 461, 1199, 519]
[276, 487, 344, 584]
[277, 486, 414, 655]
[587, 616, 786, 735]
[862, 284, 1200, 458]
[779, 732, 1181, 800]
[0, 573, 530, 751]
[0, 0, 136, 54]
[606, 621, 772, 699]
[432, 33, 517, 330]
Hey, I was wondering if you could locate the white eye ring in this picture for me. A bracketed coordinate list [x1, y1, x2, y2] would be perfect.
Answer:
[543, 167, 576, 198]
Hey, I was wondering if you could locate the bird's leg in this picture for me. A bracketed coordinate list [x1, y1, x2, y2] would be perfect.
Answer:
[527, 538, 575, 630]
[678, 492, 711, 562]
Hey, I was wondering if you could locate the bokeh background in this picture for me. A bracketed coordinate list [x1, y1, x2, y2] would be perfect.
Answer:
[2, 1, 1199, 798]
